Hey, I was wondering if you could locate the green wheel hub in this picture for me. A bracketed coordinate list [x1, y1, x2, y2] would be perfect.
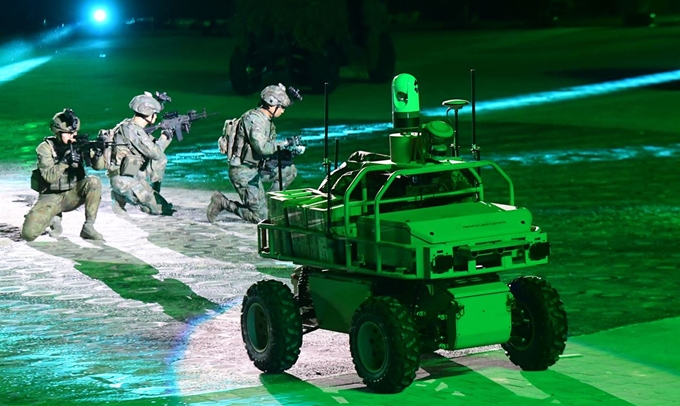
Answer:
[240, 280, 303, 373]
[356, 321, 388, 374]
[246, 302, 270, 353]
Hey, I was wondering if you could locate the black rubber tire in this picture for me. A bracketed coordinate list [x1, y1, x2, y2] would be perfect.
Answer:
[241, 280, 302, 373]
[501, 276, 568, 370]
[367, 32, 396, 83]
[229, 47, 263, 96]
[349, 296, 420, 393]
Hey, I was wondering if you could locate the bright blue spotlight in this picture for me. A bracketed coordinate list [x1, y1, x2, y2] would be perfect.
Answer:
[93, 9, 107, 23]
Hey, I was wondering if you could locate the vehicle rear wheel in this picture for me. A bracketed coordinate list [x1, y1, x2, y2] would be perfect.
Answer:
[229, 47, 263, 96]
[241, 280, 302, 373]
[502, 276, 568, 370]
[349, 296, 420, 393]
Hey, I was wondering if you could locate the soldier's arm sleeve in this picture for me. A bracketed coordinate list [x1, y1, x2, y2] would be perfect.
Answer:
[37, 142, 68, 184]
[248, 115, 278, 156]
[154, 131, 172, 151]
[128, 127, 166, 160]
[90, 149, 107, 171]
[271, 122, 287, 148]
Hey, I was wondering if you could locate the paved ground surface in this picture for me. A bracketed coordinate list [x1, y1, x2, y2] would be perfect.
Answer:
[1, 16, 680, 406]
[2, 180, 679, 406]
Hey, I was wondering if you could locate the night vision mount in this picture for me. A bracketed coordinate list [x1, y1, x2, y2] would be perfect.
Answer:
[286, 86, 303, 103]
[153, 91, 173, 107]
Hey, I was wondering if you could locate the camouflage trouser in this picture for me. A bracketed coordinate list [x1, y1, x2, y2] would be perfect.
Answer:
[227, 164, 297, 223]
[21, 176, 102, 241]
[109, 172, 170, 215]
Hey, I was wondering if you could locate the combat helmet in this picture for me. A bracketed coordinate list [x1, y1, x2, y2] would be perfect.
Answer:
[261, 84, 291, 108]
[129, 92, 163, 116]
[50, 108, 80, 134]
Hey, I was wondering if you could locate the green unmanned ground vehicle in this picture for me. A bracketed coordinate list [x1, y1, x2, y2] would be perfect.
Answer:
[240, 72, 568, 393]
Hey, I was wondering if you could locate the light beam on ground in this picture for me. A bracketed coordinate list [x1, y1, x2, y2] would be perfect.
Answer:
[0, 57, 53, 83]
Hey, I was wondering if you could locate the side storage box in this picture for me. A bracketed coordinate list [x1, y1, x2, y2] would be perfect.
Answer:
[302, 198, 361, 264]
[266, 189, 327, 256]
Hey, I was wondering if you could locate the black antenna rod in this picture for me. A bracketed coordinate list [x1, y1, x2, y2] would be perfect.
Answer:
[277, 146, 283, 191]
[334, 139, 339, 170]
[324, 82, 332, 236]
[471, 69, 479, 161]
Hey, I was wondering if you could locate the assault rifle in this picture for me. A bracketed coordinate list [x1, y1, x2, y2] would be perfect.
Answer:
[144, 108, 219, 141]
[260, 135, 306, 173]
[72, 133, 117, 168]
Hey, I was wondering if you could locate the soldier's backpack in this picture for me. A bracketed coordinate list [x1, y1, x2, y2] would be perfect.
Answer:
[218, 117, 243, 166]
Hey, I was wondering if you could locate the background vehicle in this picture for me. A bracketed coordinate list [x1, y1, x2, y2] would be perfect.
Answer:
[228, 0, 395, 95]
[240, 72, 568, 393]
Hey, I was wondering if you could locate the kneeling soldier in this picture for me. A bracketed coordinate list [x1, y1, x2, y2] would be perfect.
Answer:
[22, 109, 105, 241]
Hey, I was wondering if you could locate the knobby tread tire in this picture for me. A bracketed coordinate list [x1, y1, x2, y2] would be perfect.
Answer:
[241, 280, 302, 373]
[349, 296, 420, 393]
[502, 275, 568, 370]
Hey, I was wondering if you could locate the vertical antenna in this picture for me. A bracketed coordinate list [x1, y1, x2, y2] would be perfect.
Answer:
[334, 139, 339, 170]
[471, 69, 480, 162]
[324, 82, 332, 236]
[454, 108, 460, 157]
[277, 145, 283, 191]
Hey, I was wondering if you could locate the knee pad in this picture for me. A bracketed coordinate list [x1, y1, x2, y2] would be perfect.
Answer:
[83, 176, 102, 193]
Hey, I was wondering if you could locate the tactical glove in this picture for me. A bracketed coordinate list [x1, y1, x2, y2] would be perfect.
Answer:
[59, 151, 71, 165]
[60, 148, 82, 166]
[92, 147, 104, 160]
[69, 147, 83, 165]
[284, 137, 300, 148]
[161, 129, 174, 140]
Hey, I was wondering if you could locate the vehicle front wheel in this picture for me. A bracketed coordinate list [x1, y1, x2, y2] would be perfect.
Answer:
[349, 296, 420, 393]
[241, 279, 302, 373]
[502, 276, 568, 370]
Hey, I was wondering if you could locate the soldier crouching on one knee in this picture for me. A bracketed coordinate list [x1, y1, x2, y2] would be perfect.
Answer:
[207, 84, 304, 224]
[107, 92, 174, 216]
[21, 109, 105, 241]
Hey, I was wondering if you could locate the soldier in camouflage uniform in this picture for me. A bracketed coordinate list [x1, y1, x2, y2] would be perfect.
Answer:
[207, 84, 303, 223]
[21, 109, 105, 241]
[107, 92, 174, 216]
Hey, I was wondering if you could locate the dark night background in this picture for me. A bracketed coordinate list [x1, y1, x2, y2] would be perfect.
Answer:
[0, 0, 676, 37]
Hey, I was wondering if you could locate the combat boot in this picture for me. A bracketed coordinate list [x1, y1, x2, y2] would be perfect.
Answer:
[161, 202, 176, 216]
[48, 216, 63, 238]
[207, 191, 230, 223]
[80, 221, 103, 240]
[112, 191, 127, 215]
[224, 199, 238, 213]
